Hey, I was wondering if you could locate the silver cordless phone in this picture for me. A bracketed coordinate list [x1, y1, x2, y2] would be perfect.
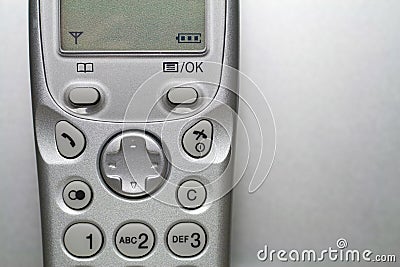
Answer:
[30, 0, 239, 266]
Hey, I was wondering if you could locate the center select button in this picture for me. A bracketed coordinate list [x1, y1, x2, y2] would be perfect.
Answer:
[167, 87, 198, 105]
[69, 87, 100, 106]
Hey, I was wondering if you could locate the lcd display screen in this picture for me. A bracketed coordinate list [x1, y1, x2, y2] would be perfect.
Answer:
[60, 0, 206, 53]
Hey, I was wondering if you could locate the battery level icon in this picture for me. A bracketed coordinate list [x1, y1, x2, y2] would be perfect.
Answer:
[176, 33, 202, 44]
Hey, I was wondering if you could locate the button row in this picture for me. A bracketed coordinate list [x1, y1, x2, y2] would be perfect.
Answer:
[62, 179, 207, 211]
[66, 86, 199, 108]
[56, 119, 214, 161]
[63, 222, 207, 259]
[56, 120, 213, 206]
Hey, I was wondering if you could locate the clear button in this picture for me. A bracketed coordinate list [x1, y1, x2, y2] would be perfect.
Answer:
[177, 180, 207, 210]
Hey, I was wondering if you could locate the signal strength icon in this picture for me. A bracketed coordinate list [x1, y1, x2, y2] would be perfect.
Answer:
[69, 31, 83, 45]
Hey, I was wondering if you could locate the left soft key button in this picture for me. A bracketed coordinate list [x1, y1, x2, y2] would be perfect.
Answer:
[69, 87, 100, 106]
[55, 121, 86, 159]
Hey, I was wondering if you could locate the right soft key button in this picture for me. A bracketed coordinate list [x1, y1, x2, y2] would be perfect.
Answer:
[182, 120, 213, 159]
[167, 222, 207, 258]
[167, 87, 198, 105]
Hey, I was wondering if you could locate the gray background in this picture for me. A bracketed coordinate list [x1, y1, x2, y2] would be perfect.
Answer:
[1, 0, 400, 266]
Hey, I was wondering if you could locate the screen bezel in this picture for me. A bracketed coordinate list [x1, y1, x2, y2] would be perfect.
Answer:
[57, 0, 208, 55]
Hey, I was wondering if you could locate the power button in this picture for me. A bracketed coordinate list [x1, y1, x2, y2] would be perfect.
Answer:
[182, 120, 213, 159]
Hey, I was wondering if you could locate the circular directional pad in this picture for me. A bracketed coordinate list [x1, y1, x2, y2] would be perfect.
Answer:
[100, 131, 169, 199]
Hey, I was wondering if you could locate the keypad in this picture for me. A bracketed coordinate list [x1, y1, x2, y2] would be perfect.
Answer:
[60, 120, 212, 261]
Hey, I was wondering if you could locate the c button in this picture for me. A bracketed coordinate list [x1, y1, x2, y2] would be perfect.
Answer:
[177, 180, 207, 210]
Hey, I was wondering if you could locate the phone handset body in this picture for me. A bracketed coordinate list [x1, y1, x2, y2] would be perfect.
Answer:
[30, 0, 238, 266]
